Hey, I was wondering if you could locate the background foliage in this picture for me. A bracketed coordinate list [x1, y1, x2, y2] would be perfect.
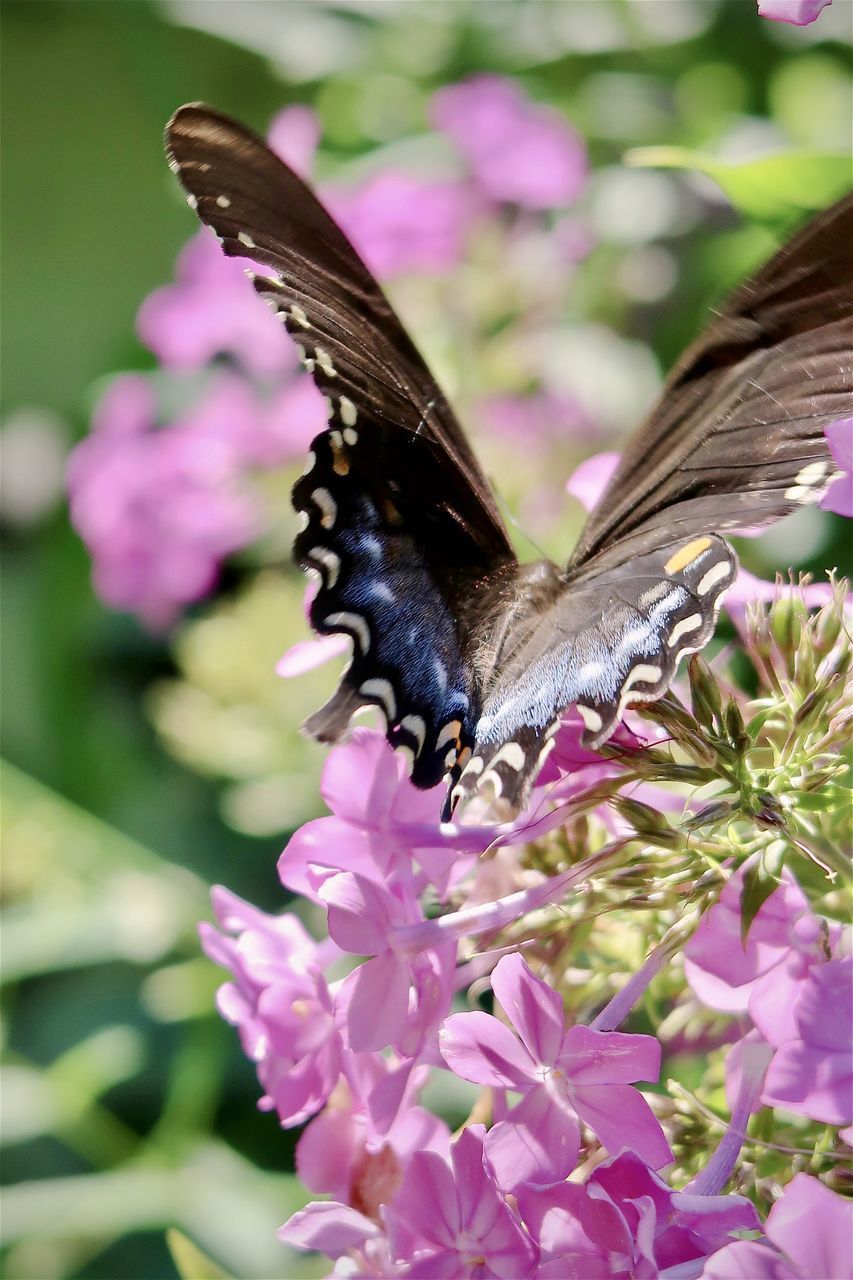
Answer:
[1, 2, 850, 1277]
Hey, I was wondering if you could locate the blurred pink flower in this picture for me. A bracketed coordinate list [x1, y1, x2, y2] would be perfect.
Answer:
[137, 229, 292, 376]
[566, 451, 621, 512]
[199, 886, 343, 1127]
[267, 104, 320, 177]
[328, 171, 477, 279]
[821, 417, 853, 517]
[477, 391, 590, 446]
[440, 953, 671, 1191]
[757, 0, 832, 24]
[762, 954, 853, 1125]
[432, 75, 587, 210]
[703, 1173, 851, 1278]
[67, 373, 260, 628]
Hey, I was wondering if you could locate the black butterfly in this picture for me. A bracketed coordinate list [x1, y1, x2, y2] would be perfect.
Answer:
[166, 104, 853, 819]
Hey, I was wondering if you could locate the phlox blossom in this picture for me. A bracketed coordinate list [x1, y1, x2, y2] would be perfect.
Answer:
[199, 886, 343, 1127]
[440, 953, 671, 1190]
[703, 1172, 851, 1278]
[431, 75, 587, 210]
[67, 374, 259, 628]
[386, 1124, 538, 1279]
[822, 417, 853, 517]
[279, 729, 469, 904]
[757, 0, 832, 23]
[297, 1056, 449, 1221]
[519, 1150, 760, 1278]
[328, 171, 478, 280]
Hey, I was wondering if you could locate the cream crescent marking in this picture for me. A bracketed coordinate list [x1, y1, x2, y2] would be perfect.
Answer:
[311, 488, 337, 529]
[666, 614, 703, 648]
[360, 678, 397, 722]
[488, 741, 526, 772]
[308, 546, 341, 589]
[400, 714, 427, 755]
[325, 611, 370, 654]
[697, 561, 731, 596]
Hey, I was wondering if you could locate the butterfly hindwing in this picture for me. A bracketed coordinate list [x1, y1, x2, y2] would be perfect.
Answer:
[452, 535, 737, 813]
[292, 426, 484, 787]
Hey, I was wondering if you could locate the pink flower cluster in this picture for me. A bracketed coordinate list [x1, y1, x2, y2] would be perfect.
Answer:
[67, 108, 328, 627]
[686, 861, 852, 1139]
[201, 727, 852, 1277]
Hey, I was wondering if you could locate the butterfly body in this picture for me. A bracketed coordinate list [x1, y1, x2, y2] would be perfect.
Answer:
[166, 104, 852, 817]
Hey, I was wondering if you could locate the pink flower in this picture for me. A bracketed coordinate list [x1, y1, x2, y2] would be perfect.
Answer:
[431, 75, 587, 210]
[703, 1173, 852, 1278]
[320, 870, 457, 1056]
[266, 104, 320, 178]
[328, 172, 477, 279]
[137, 229, 292, 376]
[477, 392, 589, 447]
[296, 1056, 449, 1219]
[519, 1151, 759, 1278]
[684, 862, 833, 1028]
[67, 373, 260, 627]
[279, 729, 459, 904]
[387, 1124, 538, 1278]
[440, 953, 671, 1190]
[566, 451, 621, 512]
[762, 954, 853, 1125]
[757, 0, 832, 24]
[822, 417, 853, 517]
[199, 886, 343, 1127]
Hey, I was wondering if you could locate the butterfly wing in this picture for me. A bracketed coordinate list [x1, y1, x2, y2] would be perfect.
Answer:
[454, 197, 852, 813]
[571, 194, 853, 575]
[166, 103, 515, 787]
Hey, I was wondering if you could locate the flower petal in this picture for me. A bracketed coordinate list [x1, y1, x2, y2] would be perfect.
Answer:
[440, 1010, 538, 1088]
[573, 1083, 672, 1169]
[492, 953, 565, 1067]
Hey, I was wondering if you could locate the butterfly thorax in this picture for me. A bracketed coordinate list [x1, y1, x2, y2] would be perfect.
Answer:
[466, 558, 566, 693]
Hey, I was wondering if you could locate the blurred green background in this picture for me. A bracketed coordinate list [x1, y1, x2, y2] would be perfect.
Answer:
[2, 2, 851, 1277]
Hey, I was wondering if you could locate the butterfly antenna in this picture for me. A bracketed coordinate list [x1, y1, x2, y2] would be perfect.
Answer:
[491, 483, 550, 561]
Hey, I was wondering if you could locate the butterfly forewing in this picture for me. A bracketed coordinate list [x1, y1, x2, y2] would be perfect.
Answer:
[571, 195, 853, 576]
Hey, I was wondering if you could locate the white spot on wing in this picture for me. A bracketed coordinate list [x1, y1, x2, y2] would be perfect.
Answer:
[436, 720, 462, 750]
[360, 678, 397, 722]
[289, 303, 310, 329]
[314, 347, 338, 377]
[576, 704, 603, 733]
[308, 546, 341, 589]
[311, 488, 337, 529]
[400, 714, 426, 755]
[237, 231, 256, 249]
[697, 561, 731, 596]
[325, 611, 370, 654]
[667, 613, 702, 648]
[339, 397, 358, 427]
[489, 742, 526, 772]
[215, 195, 231, 209]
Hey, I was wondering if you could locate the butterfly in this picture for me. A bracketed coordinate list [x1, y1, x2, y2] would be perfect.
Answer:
[166, 104, 853, 819]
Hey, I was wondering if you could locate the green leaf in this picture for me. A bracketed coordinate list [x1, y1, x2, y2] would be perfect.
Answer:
[625, 147, 851, 226]
[739, 847, 785, 943]
[166, 1228, 231, 1280]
